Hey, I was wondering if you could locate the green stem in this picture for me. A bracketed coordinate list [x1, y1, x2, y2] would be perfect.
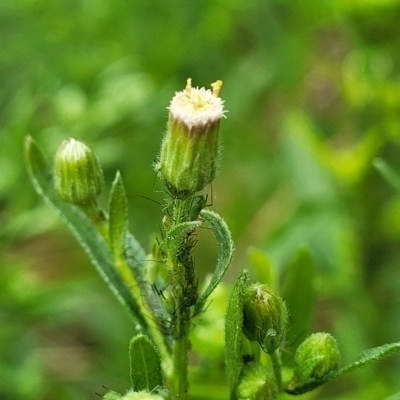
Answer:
[171, 329, 190, 399]
[164, 191, 197, 398]
[270, 350, 282, 389]
[80, 201, 109, 240]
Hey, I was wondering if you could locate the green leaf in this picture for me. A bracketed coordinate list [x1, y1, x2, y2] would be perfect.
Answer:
[129, 334, 163, 392]
[282, 248, 315, 366]
[109, 171, 128, 259]
[236, 363, 278, 400]
[225, 269, 249, 400]
[330, 342, 400, 380]
[125, 232, 148, 284]
[164, 220, 201, 262]
[286, 341, 400, 395]
[25, 136, 152, 339]
[194, 209, 235, 314]
[247, 247, 277, 287]
[374, 158, 400, 193]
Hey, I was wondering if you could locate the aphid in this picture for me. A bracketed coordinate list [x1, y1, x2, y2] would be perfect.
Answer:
[188, 185, 213, 221]
[242, 353, 255, 363]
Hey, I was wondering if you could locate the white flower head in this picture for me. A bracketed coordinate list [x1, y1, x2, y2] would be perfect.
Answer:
[60, 138, 91, 162]
[168, 78, 225, 129]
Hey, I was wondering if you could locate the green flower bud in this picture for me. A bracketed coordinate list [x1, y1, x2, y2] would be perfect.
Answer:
[157, 78, 225, 192]
[291, 332, 340, 384]
[236, 363, 278, 400]
[103, 390, 167, 400]
[121, 390, 165, 400]
[242, 284, 288, 354]
[54, 138, 104, 205]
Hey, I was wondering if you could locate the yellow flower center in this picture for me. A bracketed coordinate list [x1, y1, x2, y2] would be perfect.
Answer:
[169, 78, 225, 128]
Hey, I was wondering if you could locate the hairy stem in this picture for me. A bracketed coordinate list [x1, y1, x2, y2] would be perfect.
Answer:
[270, 349, 282, 389]
[164, 191, 198, 398]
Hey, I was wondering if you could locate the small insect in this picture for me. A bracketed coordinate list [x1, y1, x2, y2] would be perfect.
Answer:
[188, 185, 213, 221]
[242, 353, 255, 363]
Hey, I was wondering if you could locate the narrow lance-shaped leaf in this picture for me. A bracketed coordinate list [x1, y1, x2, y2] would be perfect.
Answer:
[108, 172, 152, 310]
[329, 342, 400, 381]
[225, 269, 248, 400]
[108, 172, 149, 284]
[194, 209, 235, 314]
[124, 232, 149, 284]
[286, 341, 400, 395]
[24, 136, 152, 340]
[109, 171, 128, 259]
[129, 334, 163, 392]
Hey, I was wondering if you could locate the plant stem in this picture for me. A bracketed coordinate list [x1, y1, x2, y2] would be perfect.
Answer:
[80, 201, 109, 240]
[270, 349, 282, 389]
[171, 328, 189, 399]
[164, 191, 197, 398]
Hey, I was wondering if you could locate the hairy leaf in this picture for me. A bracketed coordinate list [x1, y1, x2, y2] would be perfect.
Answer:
[287, 341, 400, 395]
[109, 171, 128, 259]
[25, 136, 152, 339]
[195, 209, 235, 314]
[330, 342, 400, 380]
[225, 269, 248, 400]
[164, 220, 201, 262]
[129, 334, 163, 391]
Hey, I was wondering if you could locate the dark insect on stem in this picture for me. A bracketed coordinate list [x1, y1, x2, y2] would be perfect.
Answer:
[242, 353, 255, 363]
[188, 184, 213, 221]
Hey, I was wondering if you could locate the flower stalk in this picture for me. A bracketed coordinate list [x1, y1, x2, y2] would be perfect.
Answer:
[157, 79, 225, 398]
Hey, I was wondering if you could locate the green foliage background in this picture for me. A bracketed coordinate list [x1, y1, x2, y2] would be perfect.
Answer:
[2, 0, 400, 399]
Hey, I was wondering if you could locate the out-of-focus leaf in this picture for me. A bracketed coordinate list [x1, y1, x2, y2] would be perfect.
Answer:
[247, 247, 277, 287]
[374, 158, 400, 193]
[282, 248, 315, 366]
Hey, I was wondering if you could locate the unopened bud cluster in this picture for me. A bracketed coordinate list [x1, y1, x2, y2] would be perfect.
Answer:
[54, 138, 104, 205]
[157, 78, 225, 192]
[242, 284, 288, 354]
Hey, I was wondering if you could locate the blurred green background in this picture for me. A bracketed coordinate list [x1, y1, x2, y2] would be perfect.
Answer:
[2, 0, 400, 399]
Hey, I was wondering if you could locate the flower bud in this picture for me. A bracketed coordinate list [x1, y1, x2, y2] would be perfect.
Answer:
[292, 332, 340, 384]
[157, 78, 225, 192]
[242, 284, 288, 354]
[54, 138, 104, 205]
[103, 390, 166, 400]
[103, 390, 123, 400]
[121, 390, 165, 400]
